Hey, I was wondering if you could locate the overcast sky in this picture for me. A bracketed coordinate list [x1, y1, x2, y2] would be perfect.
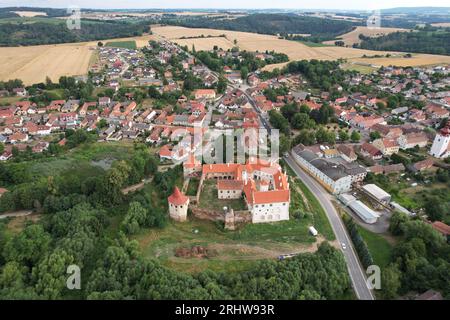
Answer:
[1, 0, 450, 10]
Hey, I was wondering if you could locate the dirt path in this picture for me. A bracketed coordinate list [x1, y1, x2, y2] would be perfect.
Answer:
[166, 236, 339, 262]
[121, 177, 153, 195]
[0, 210, 33, 220]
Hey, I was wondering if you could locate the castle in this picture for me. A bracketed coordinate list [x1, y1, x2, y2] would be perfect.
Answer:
[168, 158, 290, 224]
[430, 126, 450, 159]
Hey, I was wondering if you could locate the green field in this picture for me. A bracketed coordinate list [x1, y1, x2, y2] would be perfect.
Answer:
[0, 17, 64, 25]
[4, 141, 136, 186]
[357, 226, 393, 268]
[341, 63, 378, 74]
[0, 95, 23, 106]
[186, 178, 200, 196]
[198, 180, 247, 211]
[135, 213, 322, 274]
[105, 40, 137, 49]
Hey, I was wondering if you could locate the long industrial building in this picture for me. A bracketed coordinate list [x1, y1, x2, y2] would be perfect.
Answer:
[292, 144, 367, 194]
[339, 194, 379, 224]
[362, 184, 392, 204]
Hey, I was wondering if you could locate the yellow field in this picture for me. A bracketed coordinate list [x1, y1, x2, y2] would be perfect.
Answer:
[351, 54, 450, 68]
[323, 26, 409, 46]
[174, 37, 235, 51]
[431, 22, 450, 27]
[1, 24, 449, 85]
[0, 34, 156, 85]
[12, 11, 48, 17]
[153, 25, 450, 70]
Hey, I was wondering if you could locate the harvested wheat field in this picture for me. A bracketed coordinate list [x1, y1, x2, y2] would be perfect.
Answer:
[173, 37, 235, 51]
[12, 11, 48, 17]
[323, 26, 410, 46]
[153, 25, 450, 70]
[0, 44, 93, 85]
[351, 54, 450, 68]
[0, 34, 155, 85]
[431, 22, 450, 27]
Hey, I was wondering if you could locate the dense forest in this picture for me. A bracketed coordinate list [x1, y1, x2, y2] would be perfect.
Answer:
[162, 14, 357, 39]
[0, 7, 70, 18]
[0, 19, 151, 46]
[358, 29, 450, 56]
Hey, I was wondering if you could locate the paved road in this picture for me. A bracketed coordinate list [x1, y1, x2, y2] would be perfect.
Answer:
[284, 155, 375, 300]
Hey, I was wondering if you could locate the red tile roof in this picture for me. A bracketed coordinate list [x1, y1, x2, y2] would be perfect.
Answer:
[168, 187, 189, 205]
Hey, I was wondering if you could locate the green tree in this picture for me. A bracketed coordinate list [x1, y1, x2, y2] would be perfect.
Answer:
[339, 130, 349, 142]
[381, 264, 401, 299]
[350, 130, 360, 142]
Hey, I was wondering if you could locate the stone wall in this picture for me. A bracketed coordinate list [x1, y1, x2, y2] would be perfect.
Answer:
[190, 206, 251, 224]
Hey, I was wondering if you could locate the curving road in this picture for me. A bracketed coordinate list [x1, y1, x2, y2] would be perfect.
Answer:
[284, 155, 375, 300]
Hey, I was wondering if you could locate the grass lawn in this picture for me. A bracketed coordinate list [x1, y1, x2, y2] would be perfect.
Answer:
[357, 226, 393, 268]
[105, 40, 137, 50]
[2, 141, 137, 186]
[341, 63, 378, 74]
[135, 216, 320, 274]
[186, 178, 200, 196]
[293, 178, 335, 241]
[44, 89, 66, 100]
[0, 96, 23, 106]
[199, 180, 247, 211]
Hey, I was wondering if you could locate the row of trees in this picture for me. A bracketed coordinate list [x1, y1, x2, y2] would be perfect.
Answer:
[358, 30, 450, 56]
[0, 19, 150, 46]
[343, 216, 374, 268]
[162, 14, 355, 39]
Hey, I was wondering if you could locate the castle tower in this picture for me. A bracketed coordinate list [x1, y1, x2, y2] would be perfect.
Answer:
[430, 127, 450, 159]
[168, 187, 189, 222]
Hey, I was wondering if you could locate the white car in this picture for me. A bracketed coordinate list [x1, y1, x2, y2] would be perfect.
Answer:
[341, 243, 347, 250]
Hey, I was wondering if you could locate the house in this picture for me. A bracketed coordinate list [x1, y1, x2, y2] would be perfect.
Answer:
[409, 159, 434, 172]
[0, 187, 8, 197]
[8, 132, 28, 144]
[425, 103, 449, 119]
[415, 289, 443, 301]
[397, 132, 428, 149]
[337, 144, 358, 162]
[0, 151, 12, 161]
[383, 163, 405, 175]
[248, 74, 260, 87]
[62, 100, 80, 113]
[430, 221, 450, 238]
[372, 138, 400, 156]
[12, 88, 27, 97]
[194, 89, 216, 100]
[371, 124, 403, 139]
[360, 143, 383, 160]
[99, 97, 111, 106]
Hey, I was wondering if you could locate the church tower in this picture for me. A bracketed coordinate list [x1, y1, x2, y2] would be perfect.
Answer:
[430, 127, 450, 159]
